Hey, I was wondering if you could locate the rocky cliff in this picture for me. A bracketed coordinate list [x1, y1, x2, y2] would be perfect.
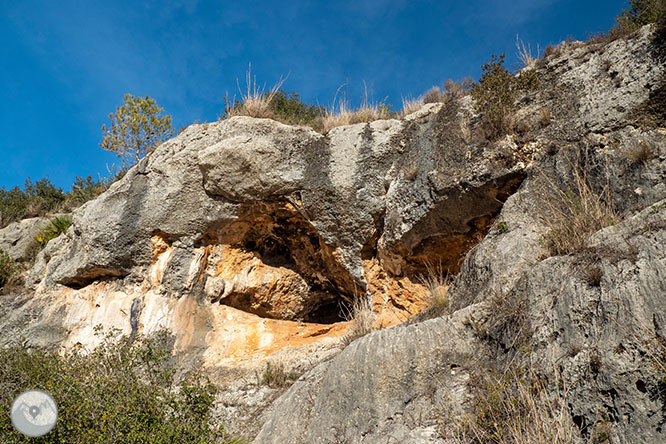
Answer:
[1, 24, 665, 443]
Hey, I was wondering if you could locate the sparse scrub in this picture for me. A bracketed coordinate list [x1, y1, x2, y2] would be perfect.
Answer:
[68, 175, 108, 205]
[0, 175, 111, 228]
[616, 0, 666, 33]
[258, 361, 300, 389]
[418, 263, 450, 314]
[0, 178, 66, 228]
[0, 330, 242, 443]
[422, 86, 446, 104]
[623, 139, 657, 164]
[471, 54, 538, 141]
[543, 45, 562, 59]
[421, 78, 473, 105]
[341, 295, 375, 347]
[537, 148, 619, 256]
[586, 0, 666, 45]
[0, 249, 16, 288]
[439, 366, 580, 444]
[34, 215, 73, 248]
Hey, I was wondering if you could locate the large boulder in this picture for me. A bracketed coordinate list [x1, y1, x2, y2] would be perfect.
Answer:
[0, 217, 50, 260]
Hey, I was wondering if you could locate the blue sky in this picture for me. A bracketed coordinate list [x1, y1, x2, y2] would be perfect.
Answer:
[1, 0, 627, 191]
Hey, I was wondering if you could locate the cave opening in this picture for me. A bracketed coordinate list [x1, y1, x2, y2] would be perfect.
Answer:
[198, 201, 355, 324]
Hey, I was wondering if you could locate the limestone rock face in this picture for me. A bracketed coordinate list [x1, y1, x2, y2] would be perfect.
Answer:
[26, 103, 524, 324]
[3, 22, 664, 444]
[0, 217, 50, 260]
[253, 25, 666, 443]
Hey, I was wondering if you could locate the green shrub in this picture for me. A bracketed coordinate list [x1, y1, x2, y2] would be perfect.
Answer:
[471, 54, 539, 141]
[268, 90, 327, 127]
[68, 176, 107, 205]
[616, 0, 666, 32]
[34, 216, 73, 248]
[0, 330, 243, 443]
[0, 186, 30, 227]
[0, 174, 112, 228]
[223, 88, 327, 130]
[0, 249, 16, 288]
[0, 178, 67, 228]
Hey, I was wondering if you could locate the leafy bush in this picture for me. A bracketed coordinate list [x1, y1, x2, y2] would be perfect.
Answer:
[0, 178, 67, 228]
[0, 330, 243, 443]
[0, 249, 16, 288]
[68, 176, 107, 205]
[268, 90, 327, 127]
[616, 0, 666, 32]
[471, 54, 540, 141]
[34, 216, 73, 248]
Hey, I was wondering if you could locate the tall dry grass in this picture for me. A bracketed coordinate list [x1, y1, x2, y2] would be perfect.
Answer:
[537, 145, 619, 256]
[224, 64, 287, 119]
[440, 368, 580, 444]
[341, 295, 375, 347]
[321, 82, 391, 133]
[516, 36, 540, 69]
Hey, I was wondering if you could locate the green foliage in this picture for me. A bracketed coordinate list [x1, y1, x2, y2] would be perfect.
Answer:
[471, 54, 540, 141]
[69, 176, 107, 205]
[0, 330, 242, 443]
[101, 94, 174, 168]
[0, 249, 16, 288]
[34, 216, 73, 248]
[616, 0, 666, 31]
[0, 178, 67, 228]
[268, 90, 327, 126]
[0, 175, 111, 228]
[471, 54, 515, 140]
[222, 89, 327, 129]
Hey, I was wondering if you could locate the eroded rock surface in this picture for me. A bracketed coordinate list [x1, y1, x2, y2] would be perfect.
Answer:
[0, 217, 50, 260]
[254, 25, 666, 443]
[3, 22, 664, 444]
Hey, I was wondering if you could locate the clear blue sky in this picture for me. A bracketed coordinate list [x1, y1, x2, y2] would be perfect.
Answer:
[1, 0, 627, 191]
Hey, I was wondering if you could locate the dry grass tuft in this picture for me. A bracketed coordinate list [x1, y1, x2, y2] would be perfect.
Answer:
[224, 64, 287, 119]
[257, 361, 300, 389]
[538, 108, 552, 127]
[516, 36, 540, 68]
[537, 147, 619, 256]
[341, 295, 375, 347]
[321, 83, 391, 133]
[400, 96, 425, 117]
[440, 367, 580, 444]
[418, 263, 450, 312]
[623, 139, 657, 165]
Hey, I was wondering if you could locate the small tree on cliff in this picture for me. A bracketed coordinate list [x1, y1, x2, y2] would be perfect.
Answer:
[101, 94, 173, 168]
